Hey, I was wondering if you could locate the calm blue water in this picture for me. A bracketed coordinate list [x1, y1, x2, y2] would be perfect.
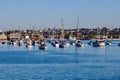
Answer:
[0, 40, 120, 80]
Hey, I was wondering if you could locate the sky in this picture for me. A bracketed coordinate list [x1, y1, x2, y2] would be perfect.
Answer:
[0, 0, 120, 30]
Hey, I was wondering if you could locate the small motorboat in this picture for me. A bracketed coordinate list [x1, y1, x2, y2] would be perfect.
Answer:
[18, 40, 24, 46]
[1, 40, 6, 44]
[26, 40, 32, 49]
[75, 40, 84, 47]
[59, 41, 69, 48]
[12, 41, 17, 46]
[92, 40, 105, 47]
[32, 40, 36, 46]
[52, 40, 59, 48]
[26, 44, 32, 49]
[105, 40, 112, 45]
[59, 41, 65, 48]
[70, 40, 75, 46]
[38, 42, 47, 50]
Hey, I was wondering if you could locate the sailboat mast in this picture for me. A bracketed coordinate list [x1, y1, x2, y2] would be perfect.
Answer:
[97, 27, 100, 40]
[18, 24, 21, 40]
[61, 19, 64, 40]
[18, 24, 20, 34]
[76, 16, 79, 39]
[119, 28, 120, 39]
[33, 26, 35, 34]
[52, 27, 55, 39]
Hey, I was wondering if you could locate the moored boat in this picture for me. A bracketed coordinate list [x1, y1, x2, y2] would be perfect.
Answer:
[104, 40, 112, 45]
[18, 40, 24, 46]
[92, 40, 105, 47]
[12, 40, 18, 46]
[59, 41, 66, 48]
[32, 40, 36, 46]
[70, 40, 75, 46]
[38, 42, 47, 50]
[1, 40, 6, 44]
[26, 40, 32, 49]
[75, 40, 84, 47]
[51, 40, 59, 48]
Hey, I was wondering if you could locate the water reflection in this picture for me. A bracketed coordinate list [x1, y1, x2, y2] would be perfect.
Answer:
[75, 47, 80, 55]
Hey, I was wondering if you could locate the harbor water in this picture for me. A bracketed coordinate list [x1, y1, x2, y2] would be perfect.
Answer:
[0, 40, 120, 80]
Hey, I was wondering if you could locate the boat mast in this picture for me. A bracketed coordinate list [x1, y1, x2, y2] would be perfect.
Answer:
[18, 24, 20, 34]
[18, 24, 21, 40]
[33, 26, 35, 34]
[76, 16, 79, 39]
[111, 25, 113, 40]
[61, 19, 64, 41]
[97, 27, 100, 40]
[52, 29, 54, 39]
[119, 28, 120, 40]
[69, 28, 73, 40]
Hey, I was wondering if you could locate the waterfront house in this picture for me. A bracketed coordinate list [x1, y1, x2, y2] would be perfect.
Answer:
[0, 30, 2, 33]
[0, 33, 7, 42]
[8, 33, 21, 40]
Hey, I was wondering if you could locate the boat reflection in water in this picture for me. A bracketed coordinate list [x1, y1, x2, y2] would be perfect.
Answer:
[118, 42, 120, 46]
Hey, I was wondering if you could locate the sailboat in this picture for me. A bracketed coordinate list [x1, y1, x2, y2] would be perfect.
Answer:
[51, 40, 60, 48]
[26, 39, 33, 49]
[104, 40, 112, 45]
[104, 30, 111, 45]
[59, 19, 69, 48]
[38, 41, 47, 50]
[92, 27, 105, 47]
[17, 25, 24, 46]
[32, 40, 36, 46]
[18, 40, 24, 46]
[75, 16, 84, 47]
[69, 29, 76, 46]
[50, 28, 60, 48]
[70, 40, 76, 46]
[38, 30, 47, 50]
[11, 40, 18, 46]
[92, 40, 105, 47]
